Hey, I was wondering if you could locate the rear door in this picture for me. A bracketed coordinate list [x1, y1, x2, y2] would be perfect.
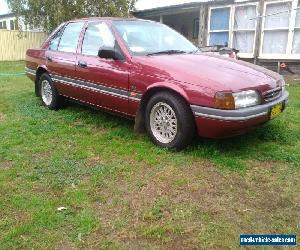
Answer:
[75, 21, 130, 115]
[45, 21, 85, 97]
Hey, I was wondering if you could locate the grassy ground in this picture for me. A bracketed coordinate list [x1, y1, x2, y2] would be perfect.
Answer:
[0, 61, 300, 249]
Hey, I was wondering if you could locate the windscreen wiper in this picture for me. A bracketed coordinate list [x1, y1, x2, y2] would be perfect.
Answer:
[146, 50, 187, 56]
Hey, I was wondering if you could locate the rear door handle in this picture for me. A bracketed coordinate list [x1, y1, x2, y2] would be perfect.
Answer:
[47, 56, 53, 62]
[78, 60, 87, 68]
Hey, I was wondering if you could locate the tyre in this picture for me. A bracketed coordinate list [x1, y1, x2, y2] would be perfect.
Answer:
[39, 73, 63, 110]
[145, 91, 196, 150]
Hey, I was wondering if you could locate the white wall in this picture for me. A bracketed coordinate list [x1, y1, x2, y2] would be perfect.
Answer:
[0, 17, 16, 30]
[0, 16, 42, 32]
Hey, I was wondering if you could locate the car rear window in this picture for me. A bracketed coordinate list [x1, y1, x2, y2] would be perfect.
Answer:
[58, 22, 84, 53]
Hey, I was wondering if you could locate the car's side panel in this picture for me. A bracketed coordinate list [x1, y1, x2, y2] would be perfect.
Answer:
[75, 56, 130, 114]
[46, 50, 77, 97]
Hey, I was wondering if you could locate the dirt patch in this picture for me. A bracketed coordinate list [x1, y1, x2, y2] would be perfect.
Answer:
[57, 240, 74, 250]
[83, 159, 300, 249]
[0, 112, 6, 122]
[0, 159, 13, 169]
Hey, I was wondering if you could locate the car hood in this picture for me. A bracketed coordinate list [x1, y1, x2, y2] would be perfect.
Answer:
[133, 53, 282, 93]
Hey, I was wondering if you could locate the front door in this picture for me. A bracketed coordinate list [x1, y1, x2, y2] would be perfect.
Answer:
[75, 22, 130, 115]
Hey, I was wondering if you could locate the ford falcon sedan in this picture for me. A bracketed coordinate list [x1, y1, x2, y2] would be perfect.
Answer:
[25, 18, 289, 150]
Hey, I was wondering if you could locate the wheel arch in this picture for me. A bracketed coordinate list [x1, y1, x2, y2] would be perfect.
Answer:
[134, 83, 193, 133]
[35, 66, 49, 97]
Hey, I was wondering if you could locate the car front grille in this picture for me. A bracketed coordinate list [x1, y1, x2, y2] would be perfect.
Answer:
[263, 87, 282, 102]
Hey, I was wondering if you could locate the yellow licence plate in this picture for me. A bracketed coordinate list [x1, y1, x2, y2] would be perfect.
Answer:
[270, 103, 283, 120]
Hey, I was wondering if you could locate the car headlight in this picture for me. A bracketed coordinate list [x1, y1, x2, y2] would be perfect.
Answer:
[233, 90, 260, 109]
[214, 90, 260, 110]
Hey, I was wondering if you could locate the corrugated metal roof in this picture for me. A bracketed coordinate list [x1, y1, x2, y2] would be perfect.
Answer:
[132, 0, 231, 16]
[135, 0, 213, 11]
[0, 13, 14, 19]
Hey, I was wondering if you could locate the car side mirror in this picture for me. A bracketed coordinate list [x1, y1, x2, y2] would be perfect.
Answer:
[98, 46, 124, 60]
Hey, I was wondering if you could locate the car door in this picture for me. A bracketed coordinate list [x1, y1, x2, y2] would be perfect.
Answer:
[45, 21, 85, 97]
[75, 21, 130, 115]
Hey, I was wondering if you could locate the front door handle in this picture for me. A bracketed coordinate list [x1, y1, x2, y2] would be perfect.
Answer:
[47, 56, 53, 62]
[78, 60, 87, 68]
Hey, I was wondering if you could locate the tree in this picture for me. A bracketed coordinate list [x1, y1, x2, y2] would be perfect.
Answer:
[7, 0, 136, 32]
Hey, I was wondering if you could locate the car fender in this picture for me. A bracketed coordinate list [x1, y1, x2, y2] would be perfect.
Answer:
[145, 81, 190, 103]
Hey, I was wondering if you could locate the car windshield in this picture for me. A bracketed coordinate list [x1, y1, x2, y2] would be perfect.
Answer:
[113, 20, 198, 56]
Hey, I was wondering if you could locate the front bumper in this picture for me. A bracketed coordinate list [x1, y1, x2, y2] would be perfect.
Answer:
[191, 90, 289, 138]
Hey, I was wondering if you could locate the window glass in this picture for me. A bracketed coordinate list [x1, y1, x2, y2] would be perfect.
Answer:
[0, 22, 2, 29]
[292, 30, 300, 53]
[233, 31, 255, 53]
[209, 32, 229, 46]
[265, 2, 290, 29]
[10, 20, 14, 30]
[58, 22, 84, 53]
[3, 21, 7, 29]
[49, 28, 64, 51]
[193, 18, 199, 38]
[113, 21, 197, 56]
[233, 5, 256, 54]
[262, 2, 290, 54]
[82, 22, 115, 56]
[262, 30, 288, 54]
[210, 8, 230, 30]
[209, 7, 230, 46]
[234, 6, 256, 30]
[295, 3, 300, 27]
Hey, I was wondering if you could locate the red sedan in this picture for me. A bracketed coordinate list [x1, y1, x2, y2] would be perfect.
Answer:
[25, 18, 289, 149]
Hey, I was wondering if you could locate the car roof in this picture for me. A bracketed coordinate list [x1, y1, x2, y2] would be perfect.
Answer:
[70, 17, 150, 22]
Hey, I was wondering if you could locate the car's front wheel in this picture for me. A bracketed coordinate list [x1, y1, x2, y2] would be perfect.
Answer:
[39, 73, 63, 110]
[145, 91, 195, 150]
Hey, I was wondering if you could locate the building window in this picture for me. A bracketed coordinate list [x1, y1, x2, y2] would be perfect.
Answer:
[209, 7, 230, 46]
[0, 22, 2, 29]
[3, 21, 7, 29]
[262, 2, 291, 54]
[208, 5, 257, 56]
[10, 20, 14, 30]
[233, 5, 257, 54]
[293, 3, 300, 53]
[193, 18, 199, 38]
[260, 0, 300, 58]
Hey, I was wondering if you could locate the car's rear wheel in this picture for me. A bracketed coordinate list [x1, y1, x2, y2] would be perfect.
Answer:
[39, 73, 63, 110]
[145, 91, 195, 150]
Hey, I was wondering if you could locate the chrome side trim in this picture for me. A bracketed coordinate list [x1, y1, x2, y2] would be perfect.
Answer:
[194, 111, 268, 121]
[25, 67, 36, 76]
[50, 74, 142, 102]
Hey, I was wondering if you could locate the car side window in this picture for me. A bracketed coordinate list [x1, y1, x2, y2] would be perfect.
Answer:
[81, 22, 115, 56]
[58, 22, 84, 53]
[49, 28, 63, 51]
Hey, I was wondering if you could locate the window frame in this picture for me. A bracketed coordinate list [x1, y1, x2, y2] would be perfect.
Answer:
[47, 25, 65, 51]
[207, 5, 232, 48]
[208, 3, 258, 58]
[56, 21, 85, 54]
[193, 18, 199, 39]
[10, 20, 14, 30]
[259, 0, 300, 59]
[80, 21, 117, 57]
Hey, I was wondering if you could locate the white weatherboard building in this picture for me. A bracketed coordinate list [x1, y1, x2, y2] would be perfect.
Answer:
[0, 13, 42, 32]
[133, 0, 300, 73]
[0, 13, 17, 30]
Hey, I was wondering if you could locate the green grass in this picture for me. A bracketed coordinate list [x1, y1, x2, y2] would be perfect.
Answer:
[0, 61, 300, 249]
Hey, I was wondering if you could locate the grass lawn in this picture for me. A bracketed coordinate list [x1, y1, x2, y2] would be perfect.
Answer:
[0, 61, 300, 249]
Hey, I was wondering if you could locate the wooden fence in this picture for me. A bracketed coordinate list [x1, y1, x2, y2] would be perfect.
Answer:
[0, 30, 48, 61]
